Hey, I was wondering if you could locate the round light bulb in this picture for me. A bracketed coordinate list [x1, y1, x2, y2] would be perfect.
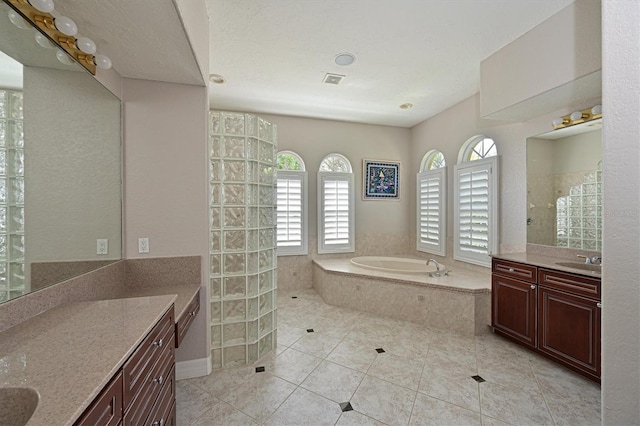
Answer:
[8, 10, 32, 29]
[54, 16, 77, 36]
[552, 117, 565, 127]
[591, 105, 602, 115]
[93, 54, 112, 70]
[76, 37, 96, 54]
[570, 111, 586, 121]
[56, 49, 74, 65]
[35, 32, 55, 49]
[28, 0, 54, 13]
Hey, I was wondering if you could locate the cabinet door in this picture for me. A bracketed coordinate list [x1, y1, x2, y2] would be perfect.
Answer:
[492, 274, 537, 347]
[538, 286, 600, 379]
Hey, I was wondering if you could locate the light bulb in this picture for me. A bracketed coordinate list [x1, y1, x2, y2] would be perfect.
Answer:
[56, 49, 74, 65]
[54, 16, 77, 36]
[591, 105, 602, 115]
[94, 54, 112, 70]
[76, 37, 96, 54]
[8, 10, 31, 29]
[552, 117, 566, 127]
[28, 0, 54, 13]
[570, 111, 585, 121]
[35, 32, 55, 49]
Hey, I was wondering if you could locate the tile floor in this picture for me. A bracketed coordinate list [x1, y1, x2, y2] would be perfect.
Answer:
[177, 289, 601, 425]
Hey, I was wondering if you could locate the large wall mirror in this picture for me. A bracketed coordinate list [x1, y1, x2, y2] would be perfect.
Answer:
[527, 119, 602, 251]
[0, 1, 122, 304]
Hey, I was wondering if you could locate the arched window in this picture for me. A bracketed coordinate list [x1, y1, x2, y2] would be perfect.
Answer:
[417, 150, 446, 255]
[454, 136, 499, 267]
[318, 153, 354, 253]
[276, 151, 307, 255]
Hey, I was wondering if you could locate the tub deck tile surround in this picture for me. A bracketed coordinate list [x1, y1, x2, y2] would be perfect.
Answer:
[312, 258, 491, 336]
[0, 295, 176, 426]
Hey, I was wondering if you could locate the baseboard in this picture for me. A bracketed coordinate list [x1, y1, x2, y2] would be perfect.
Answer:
[176, 356, 211, 380]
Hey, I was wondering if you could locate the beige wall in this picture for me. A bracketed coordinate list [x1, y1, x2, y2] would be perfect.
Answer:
[601, 0, 640, 422]
[553, 129, 602, 174]
[122, 78, 209, 362]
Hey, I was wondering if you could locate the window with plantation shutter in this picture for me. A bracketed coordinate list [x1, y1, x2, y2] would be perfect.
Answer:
[276, 151, 307, 255]
[417, 167, 446, 255]
[318, 154, 354, 254]
[454, 155, 499, 267]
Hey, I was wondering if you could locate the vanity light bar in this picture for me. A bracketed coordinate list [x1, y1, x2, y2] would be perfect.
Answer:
[5, 0, 110, 75]
[552, 105, 602, 130]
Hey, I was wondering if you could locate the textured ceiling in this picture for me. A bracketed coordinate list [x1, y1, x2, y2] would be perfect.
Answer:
[206, 0, 575, 128]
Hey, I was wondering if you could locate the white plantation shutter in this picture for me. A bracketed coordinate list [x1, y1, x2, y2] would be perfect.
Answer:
[276, 171, 307, 255]
[454, 156, 499, 267]
[417, 167, 446, 255]
[318, 172, 354, 253]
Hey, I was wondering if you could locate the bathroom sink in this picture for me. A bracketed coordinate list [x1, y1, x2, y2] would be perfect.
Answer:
[555, 262, 602, 273]
[0, 387, 39, 426]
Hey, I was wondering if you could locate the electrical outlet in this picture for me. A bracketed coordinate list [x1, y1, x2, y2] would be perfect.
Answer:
[138, 237, 149, 254]
[97, 239, 108, 255]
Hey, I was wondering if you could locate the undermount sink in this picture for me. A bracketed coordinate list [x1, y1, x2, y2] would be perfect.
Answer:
[0, 387, 39, 426]
[555, 261, 602, 272]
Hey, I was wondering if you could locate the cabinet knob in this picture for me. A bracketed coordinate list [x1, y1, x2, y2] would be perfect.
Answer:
[190, 311, 197, 316]
[508, 268, 515, 272]
[597, 302, 602, 308]
[152, 338, 163, 347]
[530, 285, 536, 290]
[153, 375, 163, 385]
[152, 420, 163, 426]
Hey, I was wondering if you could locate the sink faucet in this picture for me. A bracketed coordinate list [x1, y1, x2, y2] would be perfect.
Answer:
[427, 259, 448, 277]
[577, 254, 602, 265]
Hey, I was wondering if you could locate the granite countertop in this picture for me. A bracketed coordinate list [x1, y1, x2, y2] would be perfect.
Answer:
[313, 257, 491, 293]
[115, 284, 200, 321]
[492, 252, 602, 278]
[0, 295, 176, 426]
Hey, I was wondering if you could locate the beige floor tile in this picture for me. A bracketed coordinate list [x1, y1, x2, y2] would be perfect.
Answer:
[176, 381, 219, 425]
[191, 400, 259, 425]
[481, 415, 513, 426]
[367, 352, 425, 391]
[189, 364, 255, 399]
[291, 331, 344, 358]
[265, 347, 322, 384]
[425, 345, 478, 373]
[480, 381, 554, 425]
[351, 375, 416, 426]
[264, 387, 343, 426]
[335, 410, 387, 425]
[220, 372, 296, 423]
[276, 323, 308, 346]
[300, 360, 365, 403]
[326, 339, 379, 373]
[419, 365, 480, 412]
[410, 393, 482, 425]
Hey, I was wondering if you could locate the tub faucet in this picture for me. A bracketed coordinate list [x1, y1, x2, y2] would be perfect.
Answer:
[427, 259, 443, 277]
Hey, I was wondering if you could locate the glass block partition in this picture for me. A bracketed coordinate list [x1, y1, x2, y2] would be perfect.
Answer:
[209, 111, 278, 370]
[556, 168, 602, 251]
[0, 89, 25, 302]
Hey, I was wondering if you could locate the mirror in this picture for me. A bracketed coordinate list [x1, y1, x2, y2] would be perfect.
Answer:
[0, 1, 122, 303]
[527, 119, 602, 250]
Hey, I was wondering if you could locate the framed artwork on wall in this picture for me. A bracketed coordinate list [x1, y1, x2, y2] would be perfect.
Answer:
[363, 159, 400, 200]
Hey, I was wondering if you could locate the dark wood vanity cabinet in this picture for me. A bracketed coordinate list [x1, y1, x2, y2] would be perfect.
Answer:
[74, 306, 176, 426]
[492, 258, 602, 382]
[176, 289, 200, 348]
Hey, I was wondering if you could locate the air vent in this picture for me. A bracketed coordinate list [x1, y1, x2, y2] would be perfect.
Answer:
[323, 73, 345, 85]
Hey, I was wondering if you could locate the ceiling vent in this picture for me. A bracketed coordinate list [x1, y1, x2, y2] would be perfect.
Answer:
[323, 73, 345, 85]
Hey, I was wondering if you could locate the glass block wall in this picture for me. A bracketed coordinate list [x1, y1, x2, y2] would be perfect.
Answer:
[556, 167, 602, 251]
[209, 111, 278, 370]
[0, 90, 25, 302]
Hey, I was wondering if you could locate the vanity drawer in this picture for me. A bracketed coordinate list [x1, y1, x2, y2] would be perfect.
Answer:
[539, 269, 601, 300]
[123, 307, 174, 408]
[492, 259, 537, 283]
[145, 366, 176, 426]
[176, 289, 200, 348]
[124, 341, 175, 426]
[75, 371, 123, 426]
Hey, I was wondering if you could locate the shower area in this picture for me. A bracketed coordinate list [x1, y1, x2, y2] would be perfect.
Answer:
[208, 111, 278, 370]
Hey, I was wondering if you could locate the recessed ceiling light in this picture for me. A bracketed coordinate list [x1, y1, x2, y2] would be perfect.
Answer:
[400, 103, 413, 109]
[334, 53, 356, 66]
[209, 74, 226, 84]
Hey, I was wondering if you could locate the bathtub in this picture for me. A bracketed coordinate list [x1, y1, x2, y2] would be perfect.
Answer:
[350, 256, 438, 275]
[312, 257, 491, 336]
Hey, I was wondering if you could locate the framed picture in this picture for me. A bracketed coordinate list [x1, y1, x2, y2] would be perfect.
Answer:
[363, 159, 400, 200]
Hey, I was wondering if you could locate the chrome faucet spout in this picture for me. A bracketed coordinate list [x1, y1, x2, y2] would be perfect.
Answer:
[426, 258, 441, 272]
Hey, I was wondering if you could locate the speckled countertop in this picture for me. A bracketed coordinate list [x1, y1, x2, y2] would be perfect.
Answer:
[0, 295, 176, 426]
[115, 284, 200, 320]
[492, 252, 602, 278]
[313, 258, 491, 293]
